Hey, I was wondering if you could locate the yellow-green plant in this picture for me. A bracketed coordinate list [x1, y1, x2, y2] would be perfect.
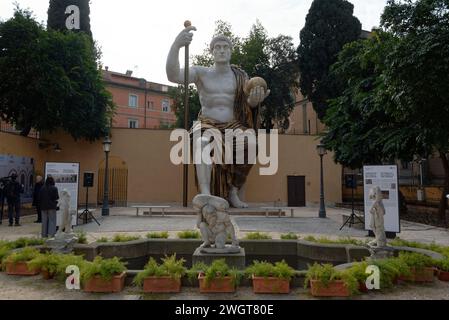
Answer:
[244, 232, 272, 240]
[133, 255, 186, 287]
[177, 230, 201, 239]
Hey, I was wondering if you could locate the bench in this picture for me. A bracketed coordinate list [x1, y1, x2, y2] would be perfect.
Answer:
[132, 206, 171, 217]
[260, 207, 296, 218]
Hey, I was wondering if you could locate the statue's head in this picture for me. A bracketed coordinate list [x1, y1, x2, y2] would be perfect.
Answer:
[369, 186, 383, 201]
[61, 188, 71, 200]
[210, 35, 233, 63]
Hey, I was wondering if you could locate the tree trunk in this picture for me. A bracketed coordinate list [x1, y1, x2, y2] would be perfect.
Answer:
[438, 151, 449, 223]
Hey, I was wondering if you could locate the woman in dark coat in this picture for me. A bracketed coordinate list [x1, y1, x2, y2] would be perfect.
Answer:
[39, 176, 59, 238]
[32, 176, 44, 223]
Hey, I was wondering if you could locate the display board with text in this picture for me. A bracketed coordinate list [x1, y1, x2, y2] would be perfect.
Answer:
[363, 165, 400, 233]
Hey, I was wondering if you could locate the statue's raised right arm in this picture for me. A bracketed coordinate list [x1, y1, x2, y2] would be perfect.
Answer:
[166, 26, 200, 85]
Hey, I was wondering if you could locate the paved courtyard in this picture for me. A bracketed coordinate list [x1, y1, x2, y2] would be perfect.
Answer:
[1, 205, 448, 245]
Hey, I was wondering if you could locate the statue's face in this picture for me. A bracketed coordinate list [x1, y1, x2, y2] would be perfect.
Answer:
[212, 41, 232, 63]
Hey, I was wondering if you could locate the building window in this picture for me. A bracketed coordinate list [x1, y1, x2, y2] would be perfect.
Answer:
[148, 101, 154, 109]
[302, 103, 308, 134]
[129, 94, 138, 108]
[128, 119, 139, 129]
[162, 99, 170, 113]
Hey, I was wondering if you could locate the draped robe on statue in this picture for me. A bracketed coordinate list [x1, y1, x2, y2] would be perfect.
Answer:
[191, 66, 261, 199]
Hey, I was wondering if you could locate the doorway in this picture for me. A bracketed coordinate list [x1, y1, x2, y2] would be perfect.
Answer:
[288, 176, 306, 207]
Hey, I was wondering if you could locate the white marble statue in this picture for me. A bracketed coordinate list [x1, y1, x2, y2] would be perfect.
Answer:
[166, 25, 270, 208]
[193, 194, 240, 253]
[56, 189, 74, 235]
[368, 186, 387, 247]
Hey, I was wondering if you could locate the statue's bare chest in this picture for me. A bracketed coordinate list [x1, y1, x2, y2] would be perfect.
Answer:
[199, 70, 236, 95]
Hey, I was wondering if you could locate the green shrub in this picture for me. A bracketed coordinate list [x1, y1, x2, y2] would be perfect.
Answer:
[4, 247, 41, 266]
[434, 258, 449, 272]
[10, 237, 45, 248]
[28, 253, 58, 274]
[54, 254, 87, 282]
[245, 260, 295, 281]
[304, 263, 358, 295]
[190, 259, 241, 287]
[177, 230, 201, 239]
[76, 232, 88, 244]
[398, 252, 434, 271]
[111, 234, 141, 242]
[390, 238, 449, 259]
[244, 232, 272, 240]
[133, 254, 186, 287]
[371, 258, 411, 289]
[303, 235, 367, 246]
[96, 237, 109, 243]
[146, 232, 169, 239]
[80, 256, 127, 283]
[280, 233, 299, 240]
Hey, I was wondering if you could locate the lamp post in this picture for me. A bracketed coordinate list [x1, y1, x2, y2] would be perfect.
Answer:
[317, 142, 327, 218]
[102, 136, 112, 216]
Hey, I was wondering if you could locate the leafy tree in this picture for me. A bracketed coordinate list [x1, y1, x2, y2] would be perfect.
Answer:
[169, 85, 201, 129]
[0, 8, 114, 140]
[191, 20, 298, 130]
[381, 0, 449, 221]
[47, 0, 92, 36]
[298, 0, 362, 119]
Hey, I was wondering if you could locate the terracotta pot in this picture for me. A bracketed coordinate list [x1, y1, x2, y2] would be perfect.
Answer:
[41, 270, 55, 280]
[6, 262, 40, 276]
[400, 267, 434, 283]
[252, 276, 290, 294]
[310, 280, 350, 297]
[438, 270, 449, 282]
[83, 272, 126, 293]
[143, 276, 181, 293]
[198, 273, 235, 293]
[358, 281, 369, 293]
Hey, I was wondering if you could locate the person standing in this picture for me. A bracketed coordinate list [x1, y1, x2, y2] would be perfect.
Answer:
[5, 173, 24, 227]
[32, 176, 44, 223]
[40, 176, 59, 238]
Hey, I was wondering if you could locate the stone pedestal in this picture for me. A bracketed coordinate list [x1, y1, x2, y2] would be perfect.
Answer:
[45, 232, 78, 254]
[193, 247, 245, 270]
[368, 246, 395, 260]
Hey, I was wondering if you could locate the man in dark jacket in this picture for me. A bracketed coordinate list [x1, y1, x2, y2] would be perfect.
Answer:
[40, 176, 59, 238]
[32, 176, 44, 223]
[6, 173, 24, 227]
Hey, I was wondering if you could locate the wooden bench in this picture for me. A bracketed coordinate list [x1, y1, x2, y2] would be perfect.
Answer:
[260, 207, 298, 218]
[132, 206, 171, 217]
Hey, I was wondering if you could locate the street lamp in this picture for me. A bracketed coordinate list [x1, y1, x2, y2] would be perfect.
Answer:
[102, 136, 112, 216]
[317, 141, 327, 218]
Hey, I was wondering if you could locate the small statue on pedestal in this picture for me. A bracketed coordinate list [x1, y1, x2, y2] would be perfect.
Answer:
[368, 186, 387, 248]
[46, 189, 78, 254]
[193, 194, 240, 254]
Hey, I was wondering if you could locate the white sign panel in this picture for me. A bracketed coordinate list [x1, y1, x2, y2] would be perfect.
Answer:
[44, 162, 80, 227]
[364, 165, 400, 233]
[0, 154, 34, 203]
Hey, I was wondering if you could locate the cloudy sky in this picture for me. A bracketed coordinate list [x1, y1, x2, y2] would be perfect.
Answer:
[0, 0, 387, 85]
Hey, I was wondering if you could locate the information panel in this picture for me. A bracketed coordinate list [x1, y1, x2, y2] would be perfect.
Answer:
[363, 165, 400, 233]
[44, 162, 80, 227]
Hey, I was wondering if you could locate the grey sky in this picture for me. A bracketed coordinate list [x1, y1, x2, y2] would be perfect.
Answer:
[0, 0, 387, 85]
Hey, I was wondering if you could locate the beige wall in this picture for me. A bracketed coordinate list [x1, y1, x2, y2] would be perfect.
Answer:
[2, 129, 342, 206]
[0, 131, 47, 176]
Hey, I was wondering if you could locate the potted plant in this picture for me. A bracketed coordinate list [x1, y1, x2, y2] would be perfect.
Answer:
[346, 261, 370, 293]
[4, 247, 41, 276]
[434, 259, 449, 282]
[54, 254, 87, 283]
[245, 261, 295, 294]
[28, 252, 63, 280]
[81, 256, 127, 293]
[397, 252, 434, 283]
[372, 258, 411, 288]
[304, 263, 358, 297]
[192, 259, 240, 293]
[134, 255, 186, 293]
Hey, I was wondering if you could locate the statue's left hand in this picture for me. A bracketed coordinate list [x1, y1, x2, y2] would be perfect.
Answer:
[247, 86, 270, 107]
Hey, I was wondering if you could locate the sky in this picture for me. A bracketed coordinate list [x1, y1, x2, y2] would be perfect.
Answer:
[0, 0, 388, 85]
